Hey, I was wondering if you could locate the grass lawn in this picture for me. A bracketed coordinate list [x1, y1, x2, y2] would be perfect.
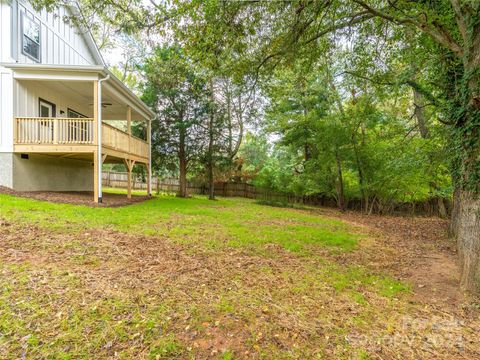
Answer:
[0, 191, 474, 359]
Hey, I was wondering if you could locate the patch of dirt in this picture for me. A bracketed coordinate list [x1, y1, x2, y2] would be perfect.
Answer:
[314, 208, 466, 309]
[0, 186, 150, 207]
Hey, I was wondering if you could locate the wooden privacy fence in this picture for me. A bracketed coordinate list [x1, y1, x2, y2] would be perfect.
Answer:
[102, 173, 271, 197]
[102, 171, 450, 217]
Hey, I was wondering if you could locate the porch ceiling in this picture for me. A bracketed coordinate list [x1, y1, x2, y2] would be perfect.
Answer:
[1, 63, 154, 121]
[20, 79, 147, 122]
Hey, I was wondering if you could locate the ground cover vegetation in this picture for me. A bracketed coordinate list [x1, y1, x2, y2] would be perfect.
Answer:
[1, 191, 478, 358]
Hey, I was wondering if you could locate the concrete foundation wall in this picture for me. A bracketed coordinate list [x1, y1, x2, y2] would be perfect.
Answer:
[0, 152, 13, 188]
[12, 153, 93, 192]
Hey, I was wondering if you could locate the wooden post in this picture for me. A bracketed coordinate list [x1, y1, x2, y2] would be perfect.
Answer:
[93, 80, 99, 203]
[147, 119, 152, 196]
[53, 119, 58, 144]
[127, 161, 132, 199]
[146, 164, 151, 195]
[93, 81, 99, 145]
[127, 106, 132, 155]
[124, 159, 135, 199]
[93, 150, 99, 203]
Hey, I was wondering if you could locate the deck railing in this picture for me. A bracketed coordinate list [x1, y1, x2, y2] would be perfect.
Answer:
[15, 117, 94, 144]
[14, 117, 149, 160]
[101, 122, 149, 159]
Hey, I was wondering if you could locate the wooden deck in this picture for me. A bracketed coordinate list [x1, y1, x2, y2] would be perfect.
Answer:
[13, 117, 149, 163]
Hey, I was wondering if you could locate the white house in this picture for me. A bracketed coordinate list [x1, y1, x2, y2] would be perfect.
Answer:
[0, 0, 154, 202]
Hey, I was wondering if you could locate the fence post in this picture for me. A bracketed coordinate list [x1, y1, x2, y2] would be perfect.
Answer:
[156, 177, 160, 195]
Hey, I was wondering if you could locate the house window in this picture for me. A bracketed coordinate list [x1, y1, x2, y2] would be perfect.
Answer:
[67, 108, 89, 142]
[21, 12, 40, 62]
[39, 99, 55, 118]
[38, 99, 55, 142]
[67, 108, 86, 119]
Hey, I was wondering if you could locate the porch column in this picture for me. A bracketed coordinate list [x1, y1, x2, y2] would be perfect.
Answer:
[93, 80, 99, 203]
[93, 150, 99, 201]
[95, 75, 110, 203]
[147, 118, 152, 196]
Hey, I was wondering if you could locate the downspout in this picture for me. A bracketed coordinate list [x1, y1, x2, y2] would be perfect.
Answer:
[97, 73, 110, 203]
[149, 117, 153, 196]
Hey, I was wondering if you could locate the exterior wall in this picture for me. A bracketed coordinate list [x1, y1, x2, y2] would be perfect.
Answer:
[12, 153, 93, 191]
[0, 1, 13, 63]
[0, 153, 14, 188]
[14, 80, 93, 118]
[0, 70, 14, 153]
[9, 0, 100, 66]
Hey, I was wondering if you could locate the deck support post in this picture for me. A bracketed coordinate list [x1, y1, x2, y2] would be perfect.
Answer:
[124, 159, 135, 199]
[93, 150, 99, 203]
[147, 118, 152, 196]
[147, 164, 151, 196]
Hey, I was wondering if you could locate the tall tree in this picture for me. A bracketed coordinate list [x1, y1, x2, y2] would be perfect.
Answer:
[142, 46, 209, 197]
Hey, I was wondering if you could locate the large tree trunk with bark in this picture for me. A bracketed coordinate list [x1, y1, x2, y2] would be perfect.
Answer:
[455, 190, 480, 293]
[454, 47, 480, 292]
[449, 188, 461, 238]
[335, 150, 346, 212]
[207, 128, 215, 201]
[413, 88, 430, 139]
[208, 80, 215, 200]
[178, 128, 188, 198]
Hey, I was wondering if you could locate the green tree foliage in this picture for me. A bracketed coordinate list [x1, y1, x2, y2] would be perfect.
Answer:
[239, 62, 450, 212]
[141, 46, 210, 196]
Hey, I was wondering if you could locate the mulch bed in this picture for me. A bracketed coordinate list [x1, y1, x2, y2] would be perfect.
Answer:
[0, 186, 151, 207]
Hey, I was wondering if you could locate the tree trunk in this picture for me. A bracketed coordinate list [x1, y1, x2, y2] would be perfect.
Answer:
[352, 135, 366, 212]
[436, 196, 448, 219]
[449, 188, 461, 238]
[413, 87, 430, 138]
[208, 80, 215, 200]
[454, 49, 480, 293]
[178, 128, 188, 198]
[456, 190, 480, 293]
[335, 150, 346, 212]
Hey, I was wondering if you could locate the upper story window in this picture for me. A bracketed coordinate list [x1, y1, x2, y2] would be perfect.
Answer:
[21, 12, 41, 62]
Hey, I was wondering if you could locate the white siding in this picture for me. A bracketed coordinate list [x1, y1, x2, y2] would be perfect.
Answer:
[13, 0, 100, 66]
[0, 70, 14, 153]
[14, 80, 93, 118]
[0, 2, 14, 154]
[0, 1, 13, 63]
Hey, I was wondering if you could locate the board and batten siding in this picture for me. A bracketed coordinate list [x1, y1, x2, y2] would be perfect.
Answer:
[0, 1, 13, 63]
[0, 1, 14, 153]
[14, 0, 99, 65]
[14, 81, 93, 118]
